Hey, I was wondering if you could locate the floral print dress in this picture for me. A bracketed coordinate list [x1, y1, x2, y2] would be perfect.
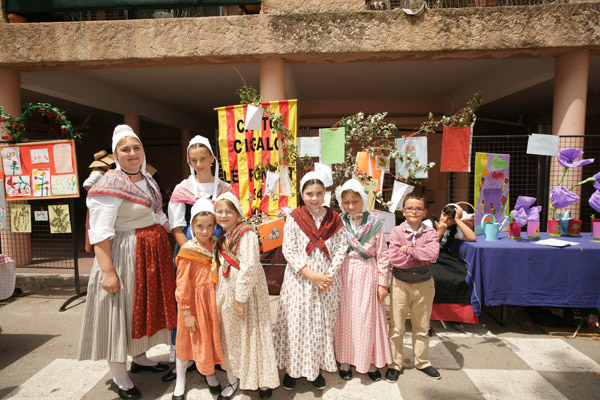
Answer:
[274, 213, 348, 380]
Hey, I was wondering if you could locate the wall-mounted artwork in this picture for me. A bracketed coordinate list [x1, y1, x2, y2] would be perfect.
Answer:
[48, 204, 71, 234]
[10, 204, 31, 233]
[0, 140, 79, 200]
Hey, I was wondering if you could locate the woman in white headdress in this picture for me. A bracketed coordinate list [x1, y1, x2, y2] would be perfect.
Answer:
[273, 167, 348, 391]
[78, 125, 176, 400]
[333, 179, 391, 382]
[168, 135, 234, 249]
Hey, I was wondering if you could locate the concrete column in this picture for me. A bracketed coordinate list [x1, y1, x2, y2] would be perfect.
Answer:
[123, 114, 140, 135]
[0, 68, 32, 266]
[260, 58, 286, 102]
[181, 129, 191, 177]
[550, 50, 589, 220]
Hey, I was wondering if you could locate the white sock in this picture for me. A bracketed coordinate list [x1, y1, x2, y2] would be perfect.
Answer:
[221, 372, 238, 397]
[369, 364, 377, 373]
[133, 353, 157, 366]
[206, 373, 218, 386]
[340, 363, 351, 372]
[108, 361, 134, 390]
[174, 358, 189, 396]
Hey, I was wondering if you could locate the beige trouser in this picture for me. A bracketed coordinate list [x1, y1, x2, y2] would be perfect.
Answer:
[388, 276, 435, 370]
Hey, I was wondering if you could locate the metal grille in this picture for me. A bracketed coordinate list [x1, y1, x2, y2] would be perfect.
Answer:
[448, 134, 600, 232]
[3, 199, 77, 269]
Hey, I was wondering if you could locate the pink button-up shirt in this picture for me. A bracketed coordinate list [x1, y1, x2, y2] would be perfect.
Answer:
[388, 222, 439, 270]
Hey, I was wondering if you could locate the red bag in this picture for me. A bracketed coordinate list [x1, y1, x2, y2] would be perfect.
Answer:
[440, 126, 473, 172]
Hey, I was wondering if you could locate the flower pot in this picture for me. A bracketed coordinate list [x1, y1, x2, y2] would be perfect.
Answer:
[567, 219, 581, 237]
[527, 221, 540, 239]
[548, 219, 561, 237]
[592, 218, 600, 240]
[508, 221, 521, 239]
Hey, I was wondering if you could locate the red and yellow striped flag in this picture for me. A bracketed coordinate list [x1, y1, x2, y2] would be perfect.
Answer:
[217, 100, 297, 217]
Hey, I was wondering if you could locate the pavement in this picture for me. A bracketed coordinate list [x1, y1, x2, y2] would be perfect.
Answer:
[1, 277, 599, 400]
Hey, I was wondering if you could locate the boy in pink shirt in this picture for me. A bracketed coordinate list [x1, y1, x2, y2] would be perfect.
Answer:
[386, 193, 440, 382]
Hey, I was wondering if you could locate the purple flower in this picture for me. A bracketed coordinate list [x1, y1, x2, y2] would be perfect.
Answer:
[593, 172, 600, 191]
[550, 186, 580, 209]
[590, 190, 600, 213]
[557, 148, 594, 168]
[511, 195, 542, 225]
[511, 208, 528, 227]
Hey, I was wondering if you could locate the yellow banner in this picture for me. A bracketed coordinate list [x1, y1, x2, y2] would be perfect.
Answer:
[217, 100, 297, 217]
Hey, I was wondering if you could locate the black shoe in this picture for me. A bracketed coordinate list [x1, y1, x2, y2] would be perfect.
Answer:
[216, 381, 239, 400]
[311, 374, 326, 390]
[418, 366, 441, 380]
[386, 368, 401, 383]
[367, 369, 381, 382]
[259, 388, 272, 399]
[282, 374, 296, 391]
[205, 376, 222, 395]
[162, 370, 176, 382]
[130, 362, 169, 373]
[172, 394, 184, 400]
[339, 368, 352, 380]
[117, 386, 141, 400]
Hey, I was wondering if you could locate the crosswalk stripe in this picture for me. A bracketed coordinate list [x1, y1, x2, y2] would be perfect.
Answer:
[6, 359, 109, 400]
[463, 369, 569, 400]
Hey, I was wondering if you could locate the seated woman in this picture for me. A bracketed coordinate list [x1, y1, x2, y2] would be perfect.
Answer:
[427, 204, 478, 325]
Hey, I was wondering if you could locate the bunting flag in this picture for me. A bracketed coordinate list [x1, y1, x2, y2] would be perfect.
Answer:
[217, 100, 297, 217]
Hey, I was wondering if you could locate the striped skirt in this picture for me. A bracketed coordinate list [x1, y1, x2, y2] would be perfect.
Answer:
[78, 226, 175, 362]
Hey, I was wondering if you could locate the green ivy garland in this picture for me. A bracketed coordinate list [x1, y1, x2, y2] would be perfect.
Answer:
[0, 103, 83, 143]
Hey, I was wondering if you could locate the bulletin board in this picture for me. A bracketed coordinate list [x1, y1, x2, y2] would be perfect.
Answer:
[0, 139, 80, 201]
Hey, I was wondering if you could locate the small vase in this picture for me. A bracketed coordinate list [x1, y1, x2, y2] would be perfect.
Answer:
[527, 221, 540, 239]
[548, 219, 561, 237]
[567, 219, 581, 237]
[592, 218, 600, 240]
[508, 221, 521, 239]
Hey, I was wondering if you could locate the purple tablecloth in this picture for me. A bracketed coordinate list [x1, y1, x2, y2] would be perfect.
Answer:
[451, 232, 600, 316]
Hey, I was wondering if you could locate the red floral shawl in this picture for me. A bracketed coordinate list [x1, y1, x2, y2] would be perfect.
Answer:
[87, 169, 162, 213]
[289, 206, 344, 261]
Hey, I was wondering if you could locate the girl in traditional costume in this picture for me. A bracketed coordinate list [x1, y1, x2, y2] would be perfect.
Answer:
[214, 192, 279, 400]
[164, 135, 234, 381]
[333, 179, 391, 381]
[78, 125, 176, 400]
[172, 198, 224, 400]
[274, 167, 348, 391]
[168, 135, 233, 248]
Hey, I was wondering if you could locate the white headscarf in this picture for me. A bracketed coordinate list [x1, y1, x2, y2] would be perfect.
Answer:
[300, 163, 333, 193]
[187, 135, 220, 201]
[335, 179, 368, 213]
[190, 198, 215, 223]
[111, 124, 159, 193]
[215, 192, 244, 218]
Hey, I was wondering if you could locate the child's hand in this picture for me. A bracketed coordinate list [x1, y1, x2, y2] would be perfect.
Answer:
[236, 300, 246, 320]
[377, 285, 388, 302]
[101, 271, 120, 294]
[184, 315, 198, 332]
[313, 273, 333, 292]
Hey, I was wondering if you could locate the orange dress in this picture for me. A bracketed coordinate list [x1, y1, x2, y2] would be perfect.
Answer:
[175, 239, 224, 375]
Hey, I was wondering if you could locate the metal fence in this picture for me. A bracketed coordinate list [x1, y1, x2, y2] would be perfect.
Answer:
[448, 134, 600, 232]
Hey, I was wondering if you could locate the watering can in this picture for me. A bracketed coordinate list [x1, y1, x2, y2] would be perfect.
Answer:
[480, 213, 510, 241]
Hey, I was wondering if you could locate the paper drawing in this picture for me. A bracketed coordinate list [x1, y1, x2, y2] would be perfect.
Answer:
[5, 175, 31, 197]
[51, 174, 78, 196]
[30, 148, 50, 164]
[32, 169, 51, 197]
[53, 143, 73, 173]
[1, 147, 23, 175]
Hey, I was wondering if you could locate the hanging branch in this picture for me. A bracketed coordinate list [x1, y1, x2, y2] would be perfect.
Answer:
[413, 90, 484, 136]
